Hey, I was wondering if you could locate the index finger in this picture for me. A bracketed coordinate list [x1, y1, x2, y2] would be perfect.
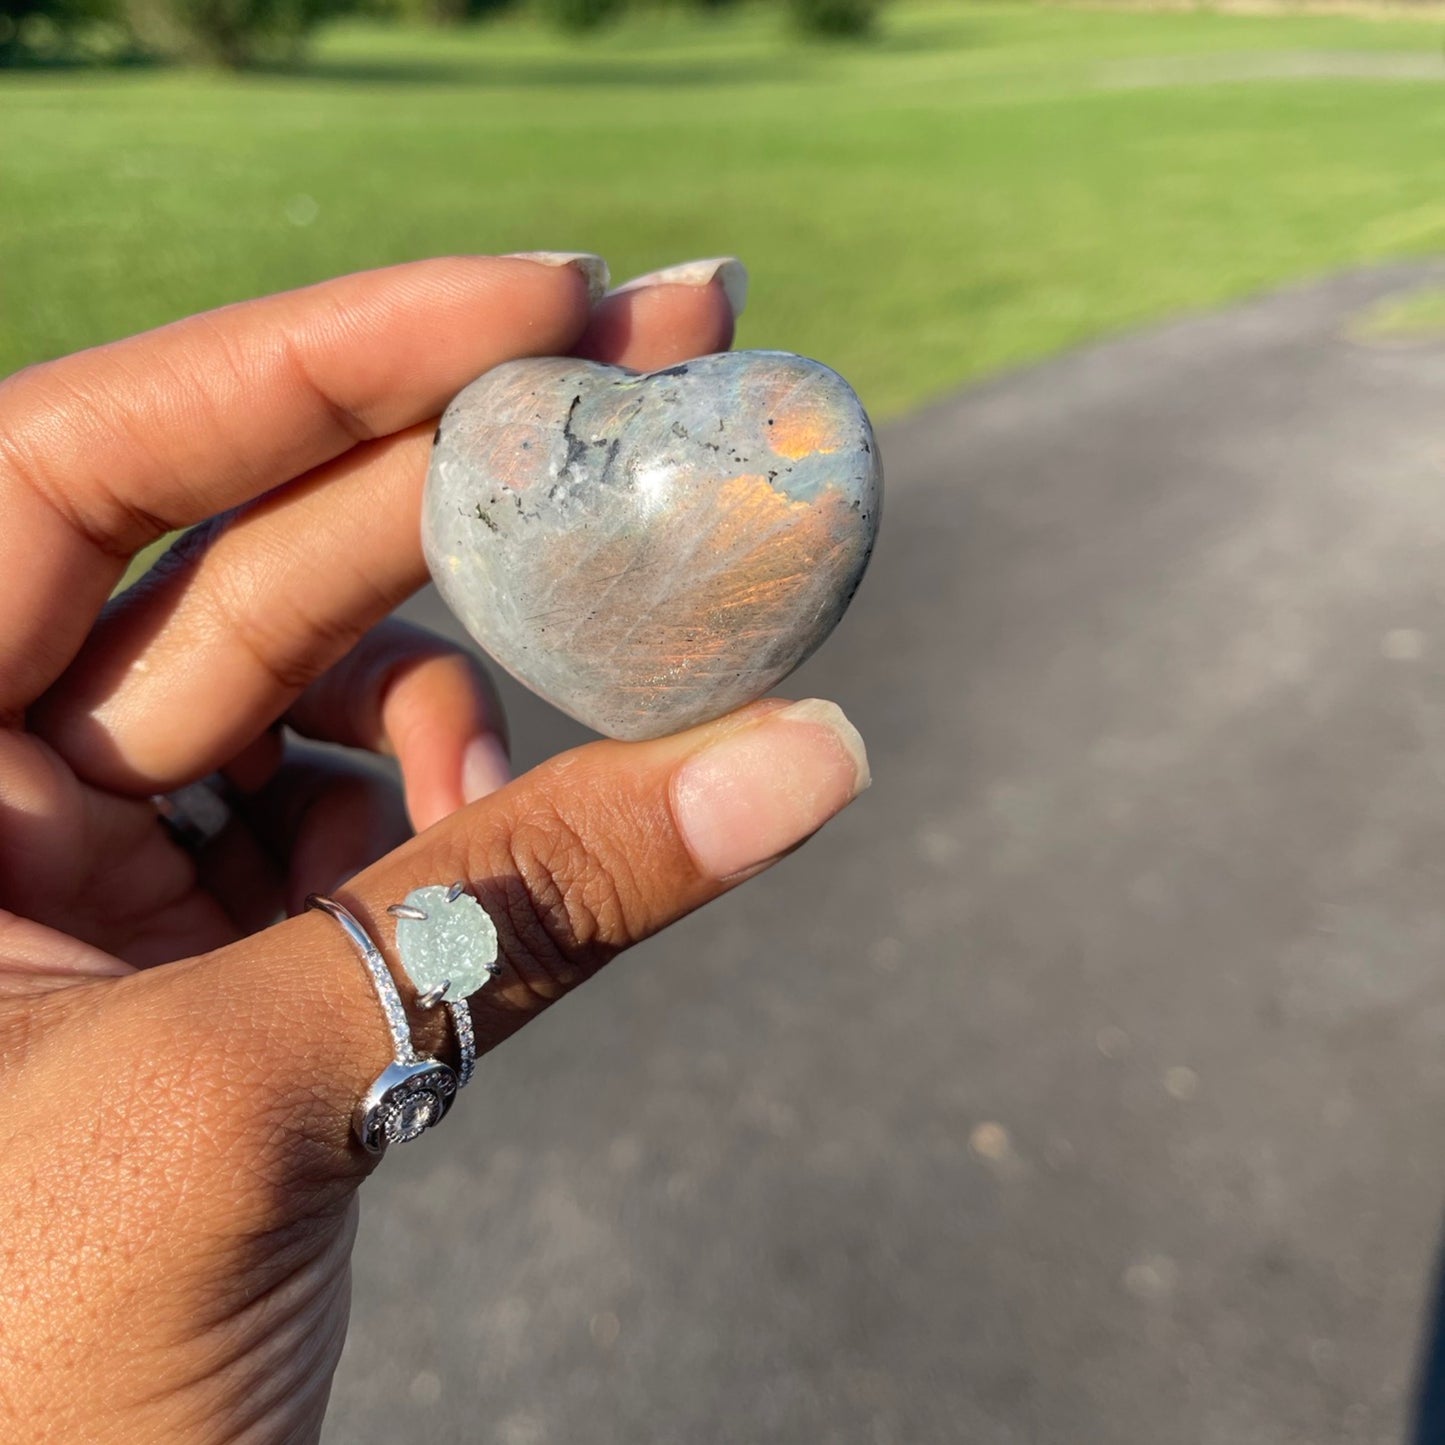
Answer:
[0, 253, 605, 717]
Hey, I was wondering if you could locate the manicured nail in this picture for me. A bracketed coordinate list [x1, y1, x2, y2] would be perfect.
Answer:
[502, 251, 611, 303]
[672, 699, 869, 880]
[608, 257, 749, 318]
[462, 732, 513, 803]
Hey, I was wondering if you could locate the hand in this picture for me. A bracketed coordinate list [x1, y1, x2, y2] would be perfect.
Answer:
[0, 257, 870, 1443]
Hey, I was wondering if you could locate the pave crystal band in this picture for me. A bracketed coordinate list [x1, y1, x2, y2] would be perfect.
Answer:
[446, 998, 478, 1088]
[306, 893, 458, 1154]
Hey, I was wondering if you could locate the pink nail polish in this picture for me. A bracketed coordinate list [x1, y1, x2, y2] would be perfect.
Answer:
[607, 257, 749, 318]
[501, 251, 610, 303]
[671, 700, 870, 880]
[462, 733, 513, 803]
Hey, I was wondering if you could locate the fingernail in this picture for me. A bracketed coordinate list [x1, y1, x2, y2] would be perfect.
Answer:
[462, 732, 513, 803]
[608, 257, 749, 318]
[672, 699, 869, 880]
[502, 251, 611, 303]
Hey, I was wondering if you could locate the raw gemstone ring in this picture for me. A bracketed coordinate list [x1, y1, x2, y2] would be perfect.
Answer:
[388, 881, 502, 1088]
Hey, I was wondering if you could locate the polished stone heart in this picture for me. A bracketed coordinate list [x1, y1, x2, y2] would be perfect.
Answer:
[422, 350, 882, 741]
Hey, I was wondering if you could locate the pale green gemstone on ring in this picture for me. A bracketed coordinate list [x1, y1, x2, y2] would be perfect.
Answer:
[394, 885, 499, 1003]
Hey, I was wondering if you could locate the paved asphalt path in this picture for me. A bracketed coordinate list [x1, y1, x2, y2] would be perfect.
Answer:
[324, 264, 1445, 1445]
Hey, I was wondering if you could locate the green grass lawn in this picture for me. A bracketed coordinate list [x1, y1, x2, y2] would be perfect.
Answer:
[5, 1, 1445, 419]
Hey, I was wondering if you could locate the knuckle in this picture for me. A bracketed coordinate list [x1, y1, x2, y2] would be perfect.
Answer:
[273, 318, 377, 446]
[200, 563, 369, 698]
[477, 798, 643, 1010]
[0, 365, 177, 558]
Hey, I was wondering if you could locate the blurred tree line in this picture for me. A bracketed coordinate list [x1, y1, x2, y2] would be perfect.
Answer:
[533, 0, 876, 33]
[0, 0, 878, 67]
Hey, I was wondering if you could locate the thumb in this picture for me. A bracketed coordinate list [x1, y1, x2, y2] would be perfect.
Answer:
[0, 699, 868, 1437]
[181, 696, 870, 1180]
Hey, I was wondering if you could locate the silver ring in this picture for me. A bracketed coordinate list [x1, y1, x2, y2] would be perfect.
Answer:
[388, 880, 501, 1091]
[306, 893, 458, 1154]
[446, 999, 478, 1089]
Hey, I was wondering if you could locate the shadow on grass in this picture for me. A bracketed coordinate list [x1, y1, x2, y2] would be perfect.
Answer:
[3, 20, 825, 88]
[3, 52, 808, 88]
[867, 22, 987, 54]
[252, 51, 808, 87]
[0, 47, 159, 71]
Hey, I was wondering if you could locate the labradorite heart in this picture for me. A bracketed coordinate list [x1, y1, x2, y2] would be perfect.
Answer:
[421, 350, 882, 741]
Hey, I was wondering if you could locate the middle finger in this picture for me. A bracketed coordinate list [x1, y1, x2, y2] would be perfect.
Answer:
[34, 273, 739, 796]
